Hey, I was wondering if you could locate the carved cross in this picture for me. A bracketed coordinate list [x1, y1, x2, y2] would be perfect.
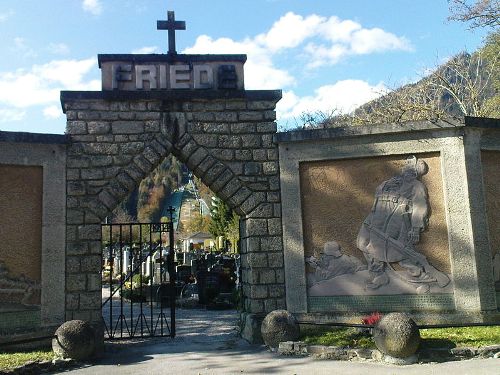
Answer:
[157, 11, 186, 54]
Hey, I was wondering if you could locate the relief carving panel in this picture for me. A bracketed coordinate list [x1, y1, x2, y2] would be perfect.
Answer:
[0, 165, 42, 311]
[300, 153, 452, 297]
[481, 151, 500, 291]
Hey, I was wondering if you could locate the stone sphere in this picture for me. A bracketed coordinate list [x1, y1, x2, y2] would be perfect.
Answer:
[261, 310, 300, 348]
[52, 320, 96, 360]
[373, 313, 420, 358]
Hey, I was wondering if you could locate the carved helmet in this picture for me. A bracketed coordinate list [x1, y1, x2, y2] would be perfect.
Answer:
[404, 155, 428, 177]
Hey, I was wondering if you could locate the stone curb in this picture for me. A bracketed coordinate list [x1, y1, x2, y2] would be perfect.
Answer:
[277, 341, 500, 364]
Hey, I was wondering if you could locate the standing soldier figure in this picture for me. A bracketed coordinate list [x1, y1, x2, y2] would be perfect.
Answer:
[357, 155, 449, 293]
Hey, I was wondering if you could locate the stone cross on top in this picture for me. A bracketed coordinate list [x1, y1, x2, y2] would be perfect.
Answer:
[157, 10, 186, 54]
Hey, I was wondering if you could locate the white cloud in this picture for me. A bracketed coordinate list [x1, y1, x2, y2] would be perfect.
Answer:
[48, 43, 70, 55]
[277, 80, 388, 121]
[0, 57, 100, 109]
[131, 46, 159, 54]
[183, 35, 294, 89]
[43, 105, 63, 119]
[306, 17, 413, 68]
[0, 108, 26, 123]
[184, 12, 411, 90]
[0, 10, 14, 23]
[12, 37, 37, 59]
[82, 0, 102, 16]
[255, 12, 323, 52]
[350, 28, 412, 55]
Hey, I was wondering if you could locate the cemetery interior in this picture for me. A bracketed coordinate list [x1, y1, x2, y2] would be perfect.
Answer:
[0, 3, 499, 372]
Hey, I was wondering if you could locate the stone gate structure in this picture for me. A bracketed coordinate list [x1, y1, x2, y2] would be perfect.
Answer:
[2, 11, 499, 348]
[61, 83, 283, 343]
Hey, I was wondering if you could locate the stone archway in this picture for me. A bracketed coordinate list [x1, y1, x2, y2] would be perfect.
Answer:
[62, 90, 284, 343]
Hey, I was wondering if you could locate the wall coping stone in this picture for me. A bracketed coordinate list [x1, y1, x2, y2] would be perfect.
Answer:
[60, 90, 282, 112]
[275, 117, 500, 143]
[0, 130, 67, 144]
[97, 53, 248, 67]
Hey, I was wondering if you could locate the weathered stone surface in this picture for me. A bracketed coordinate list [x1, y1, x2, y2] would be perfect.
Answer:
[261, 310, 300, 349]
[67, 181, 86, 196]
[203, 162, 226, 185]
[263, 161, 279, 175]
[87, 122, 110, 134]
[53, 320, 96, 360]
[194, 155, 216, 177]
[257, 122, 277, 133]
[245, 218, 268, 236]
[62, 96, 281, 348]
[143, 146, 161, 165]
[268, 252, 284, 269]
[240, 192, 266, 214]
[66, 274, 87, 292]
[215, 112, 237, 122]
[249, 253, 268, 267]
[241, 134, 261, 148]
[120, 142, 144, 154]
[111, 121, 144, 134]
[187, 147, 208, 169]
[90, 155, 113, 167]
[192, 134, 218, 148]
[218, 135, 242, 148]
[83, 143, 118, 155]
[228, 187, 252, 207]
[133, 154, 153, 173]
[78, 224, 101, 240]
[209, 169, 233, 192]
[248, 203, 274, 218]
[79, 291, 101, 309]
[239, 111, 263, 121]
[81, 168, 104, 180]
[66, 257, 81, 273]
[373, 313, 420, 359]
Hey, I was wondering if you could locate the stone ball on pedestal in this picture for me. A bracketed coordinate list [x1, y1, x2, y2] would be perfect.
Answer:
[52, 320, 96, 361]
[261, 310, 300, 348]
[373, 312, 420, 359]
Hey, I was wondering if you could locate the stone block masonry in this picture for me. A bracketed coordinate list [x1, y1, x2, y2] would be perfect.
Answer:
[61, 90, 283, 343]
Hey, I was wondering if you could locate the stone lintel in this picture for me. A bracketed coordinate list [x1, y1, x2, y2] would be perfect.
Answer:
[60, 90, 282, 112]
[275, 117, 500, 144]
[97, 54, 248, 66]
[0, 130, 67, 144]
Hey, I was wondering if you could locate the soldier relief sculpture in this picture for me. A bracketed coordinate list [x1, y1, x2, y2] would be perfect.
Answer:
[307, 156, 452, 296]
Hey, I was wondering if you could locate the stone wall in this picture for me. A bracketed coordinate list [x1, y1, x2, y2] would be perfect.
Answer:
[0, 165, 43, 283]
[277, 118, 500, 324]
[61, 90, 283, 342]
[0, 132, 66, 338]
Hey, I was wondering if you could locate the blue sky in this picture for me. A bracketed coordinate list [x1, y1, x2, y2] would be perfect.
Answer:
[0, 0, 489, 134]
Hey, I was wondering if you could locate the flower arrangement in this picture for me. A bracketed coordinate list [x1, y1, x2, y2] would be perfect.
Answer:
[361, 312, 382, 326]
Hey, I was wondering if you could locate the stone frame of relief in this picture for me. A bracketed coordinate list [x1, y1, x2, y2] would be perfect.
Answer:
[278, 119, 499, 324]
[0, 135, 66, 335]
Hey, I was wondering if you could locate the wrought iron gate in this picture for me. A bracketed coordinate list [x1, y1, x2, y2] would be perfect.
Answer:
[101, 217, 176, 339]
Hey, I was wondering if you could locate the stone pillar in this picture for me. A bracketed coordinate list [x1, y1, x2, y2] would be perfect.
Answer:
[62, 90, 284, 346]
[462, 128, 497, 311]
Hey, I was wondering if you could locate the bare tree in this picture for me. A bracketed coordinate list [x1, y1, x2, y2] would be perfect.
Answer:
[448, 0, 500, 29]
[430, 50, 498, 117]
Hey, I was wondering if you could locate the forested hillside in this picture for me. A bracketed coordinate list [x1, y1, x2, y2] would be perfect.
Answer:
[310, 30, 499, 129]
[111, 155, 184, 223]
